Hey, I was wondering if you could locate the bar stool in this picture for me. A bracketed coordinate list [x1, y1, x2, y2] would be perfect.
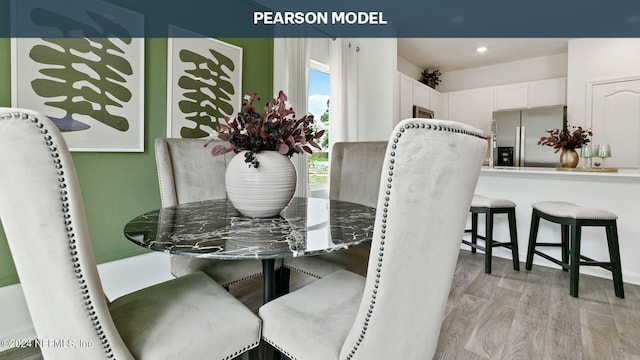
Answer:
[462, 194, 520, 274]
[525, 201, 624, 298]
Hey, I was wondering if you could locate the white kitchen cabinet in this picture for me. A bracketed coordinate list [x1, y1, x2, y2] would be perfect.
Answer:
[447, 89, 493, 134]
[412, 81, 431, 110]
[590, 78, 640, 168]
[398, 72, 413, 122]
[430, 90, 444, 118]
[447, 90, 469, 123]
[397, 72, 445, 121]
[468, 88, 494, 134]
[528, 78, 566, 108]
[494, 83, 528, 110]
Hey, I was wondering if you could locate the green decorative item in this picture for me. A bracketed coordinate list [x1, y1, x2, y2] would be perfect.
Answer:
[13, 35, 145, 152]
[29, 38, 133, 133]
[167, 28, 244, 139]
[177, 48, 236, 138]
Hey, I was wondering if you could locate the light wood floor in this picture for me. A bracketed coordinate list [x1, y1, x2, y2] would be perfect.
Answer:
[2, 249, 639, 360]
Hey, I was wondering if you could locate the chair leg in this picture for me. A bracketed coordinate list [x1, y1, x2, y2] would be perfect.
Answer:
[569, 224, 581, 297]
[471, 212, 478, 253]
[525, 210, 540, 271]
[276, 267, 291, 296]
[484, 211, 494, 274]
[605, 222, 625, 299]
[508, 208, 520, 271]
[561, 224, 570, 271]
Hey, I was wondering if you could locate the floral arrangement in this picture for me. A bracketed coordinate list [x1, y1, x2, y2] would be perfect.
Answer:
[420, 68, 442, 88]
[537, 125, 592, 152]
[206, 91, 324, 168]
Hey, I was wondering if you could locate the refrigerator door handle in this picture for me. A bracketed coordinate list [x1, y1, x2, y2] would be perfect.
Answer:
[515, 126, 521, 167]
[520, 126, 526, 167]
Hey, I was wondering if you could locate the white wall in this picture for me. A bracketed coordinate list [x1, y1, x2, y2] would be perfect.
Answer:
[436, 53, 568, 92]
[566, 38, 640, 128]
[397, 55, 422, 81]
[355, 38, 398, 141]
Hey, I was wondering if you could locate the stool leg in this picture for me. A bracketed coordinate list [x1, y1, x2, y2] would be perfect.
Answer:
[485, 210, 494, 274]
[508, 208, 520, 271]
[561, 224, 570, 271]
[605, 222, 625, 299]
[569, 224, 581, 297]
[471, 212, 478, 253]
[525, 210, 540, 271]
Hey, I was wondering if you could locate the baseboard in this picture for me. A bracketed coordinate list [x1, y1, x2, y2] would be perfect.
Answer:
[0, 252, 172, 342]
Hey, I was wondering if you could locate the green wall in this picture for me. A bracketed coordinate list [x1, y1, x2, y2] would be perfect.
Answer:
[0, 37, 274, 286]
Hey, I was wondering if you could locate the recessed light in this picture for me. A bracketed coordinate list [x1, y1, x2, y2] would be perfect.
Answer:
[477, 46, 487, 53]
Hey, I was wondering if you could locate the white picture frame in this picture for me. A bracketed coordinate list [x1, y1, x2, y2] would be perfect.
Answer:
[11, 39, 144, 152]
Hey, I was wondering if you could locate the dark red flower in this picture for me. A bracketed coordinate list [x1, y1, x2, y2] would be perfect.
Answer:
[538, 125, 593, 153]
[205, 91, 324, 168]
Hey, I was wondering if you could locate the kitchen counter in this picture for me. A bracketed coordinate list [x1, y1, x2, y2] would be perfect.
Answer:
[472, 166, 640, 286]
[482, 166, 640, 180]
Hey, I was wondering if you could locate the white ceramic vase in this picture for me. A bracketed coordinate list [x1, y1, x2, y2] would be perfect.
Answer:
[225, 150, 297, 218]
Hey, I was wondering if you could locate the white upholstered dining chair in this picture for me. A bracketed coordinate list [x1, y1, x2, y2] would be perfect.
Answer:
[282, 141, 388, 277]
[0, 108, 261, 360]
[155, 138, 264, 286]
[259, 118, 487, 360]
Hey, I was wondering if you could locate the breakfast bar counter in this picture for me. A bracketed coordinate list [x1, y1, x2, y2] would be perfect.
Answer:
[472, 166, 640, 285]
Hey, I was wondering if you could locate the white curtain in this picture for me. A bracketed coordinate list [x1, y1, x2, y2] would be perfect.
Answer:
[273, 38, 311, 197]
[329, 38, 359, 149]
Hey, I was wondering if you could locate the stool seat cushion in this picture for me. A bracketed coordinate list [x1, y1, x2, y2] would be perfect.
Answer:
[471, 194, 516, 209]
[532, 201, 617, 220]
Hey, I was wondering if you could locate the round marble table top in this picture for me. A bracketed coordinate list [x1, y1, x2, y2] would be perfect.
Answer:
[124, 197, 376, 260]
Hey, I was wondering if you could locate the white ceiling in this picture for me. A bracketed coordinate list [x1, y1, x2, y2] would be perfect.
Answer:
[397, 38, 571, 72]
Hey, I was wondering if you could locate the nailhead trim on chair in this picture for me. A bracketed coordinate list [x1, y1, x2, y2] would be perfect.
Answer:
[262, 336, 296, 360]
[343, 121, 485, 360]
[280, 263, 323, 279]
[222, 340, 260, 360]
[1, 112, 116, 359]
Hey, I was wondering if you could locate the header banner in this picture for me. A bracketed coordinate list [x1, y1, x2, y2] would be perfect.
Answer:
[5, 0, 640, 38]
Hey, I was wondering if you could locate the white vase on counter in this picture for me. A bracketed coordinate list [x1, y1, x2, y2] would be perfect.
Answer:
[225, 150, 297, 218]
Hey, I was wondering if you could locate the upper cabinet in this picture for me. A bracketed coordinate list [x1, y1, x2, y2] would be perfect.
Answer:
[494, 78, 566, 110]
[528, 78, 567, 108]
[398, 73, 414, 122]
[412, 81, 431, 109]
[397, 72, 443, 121]
[397, 72, 567, 130]
[494, 83, 528, 110]
[447, 88, 494, 134]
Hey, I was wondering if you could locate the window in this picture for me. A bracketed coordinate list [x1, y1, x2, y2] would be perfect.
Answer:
[308, 61, 330, 197]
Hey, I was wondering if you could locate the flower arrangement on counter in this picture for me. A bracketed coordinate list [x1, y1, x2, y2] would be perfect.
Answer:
[537, 125, 593, 152]
[206, 91, 324, 168]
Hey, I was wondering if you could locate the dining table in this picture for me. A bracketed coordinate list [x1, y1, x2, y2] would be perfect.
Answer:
[123, 196, 376, 304]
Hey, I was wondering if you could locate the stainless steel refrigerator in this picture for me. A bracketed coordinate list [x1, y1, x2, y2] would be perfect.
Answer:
[493, 106, 566, 167]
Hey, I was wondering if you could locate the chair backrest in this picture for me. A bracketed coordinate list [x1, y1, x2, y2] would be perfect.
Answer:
[155, 138, 234, 207]
[329, 141, 387, 208]
[0, 108, 134, 359]
[339, 118, 487, 360]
